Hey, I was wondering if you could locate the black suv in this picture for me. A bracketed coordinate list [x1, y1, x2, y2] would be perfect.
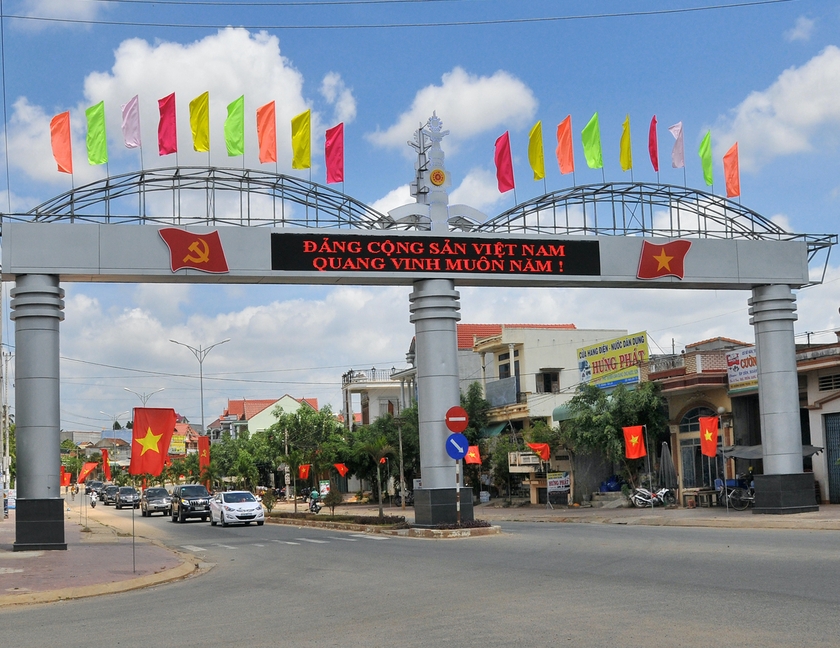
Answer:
[171, 484, 211, 523]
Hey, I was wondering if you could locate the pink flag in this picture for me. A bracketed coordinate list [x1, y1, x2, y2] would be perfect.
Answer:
[121, 95, 141, 149]
[325, 122, 344, 184]
[723, 142, 740, 198]
[668, 121, 684, 169]
[49, 111, 73, 174]
[158, 93, 177, 156]
[494, 131, 515, 193]
[256, 101, 276, 164]
[648, 115, 659, 172]
[555, 116, 574, 175]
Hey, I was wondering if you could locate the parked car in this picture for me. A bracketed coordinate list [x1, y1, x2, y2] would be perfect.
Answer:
[115, 486, 140, 509]
[102, 485, 120, 505]
[85, 480, 104, 496]
[140, 487, 172, 517]
[170, 484, 211, 523]
[210, 491, 265, 527]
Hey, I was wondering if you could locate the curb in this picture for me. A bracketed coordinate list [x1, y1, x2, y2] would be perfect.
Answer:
[0, 551, 202, 609]
[266, 516, 501, 538]
[491, 514, 840, 531]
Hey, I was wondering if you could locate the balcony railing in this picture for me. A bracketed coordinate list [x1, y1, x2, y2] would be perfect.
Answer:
[486, 376, 521, 407]
[648, 355, 685, 374]
[342, 368, 397, 386]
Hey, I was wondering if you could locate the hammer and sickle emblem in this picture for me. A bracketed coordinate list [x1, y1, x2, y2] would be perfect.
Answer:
[184, 238, 210, 264]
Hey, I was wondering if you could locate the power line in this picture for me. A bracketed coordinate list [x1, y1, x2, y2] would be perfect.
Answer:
[1, 1, 799, 30]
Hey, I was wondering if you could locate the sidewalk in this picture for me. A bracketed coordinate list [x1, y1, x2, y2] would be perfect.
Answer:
[0, 504, 198, 608]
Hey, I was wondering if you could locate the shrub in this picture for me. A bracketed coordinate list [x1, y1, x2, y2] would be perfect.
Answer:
[322, 489, 344, 515]
[261, 491, 277, 514]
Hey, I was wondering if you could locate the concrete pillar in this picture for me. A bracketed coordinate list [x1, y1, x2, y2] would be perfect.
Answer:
[11, 274, 67, 550]
[749, 284, 817, 514]
[409, 278, 473, 525]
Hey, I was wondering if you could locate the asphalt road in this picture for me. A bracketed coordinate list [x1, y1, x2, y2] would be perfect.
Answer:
[3, 504, 840, 647]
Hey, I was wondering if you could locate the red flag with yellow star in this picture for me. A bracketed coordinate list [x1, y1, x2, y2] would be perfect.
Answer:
[464, 445, 482, 465]
[527, 442, 550, 461]
[129, 408, 177, 476]
[698, 416, 719, 457]
[334, 463, 349, 477]
[623, 426, 647, 459]
[636, 240, 691, 280]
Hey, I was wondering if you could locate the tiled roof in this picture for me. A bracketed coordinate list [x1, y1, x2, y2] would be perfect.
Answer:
[225, 398, 279, 420]
[685, 336, 750, 349]
[297, 397, 319, 411]
[456, 323, 577, 349]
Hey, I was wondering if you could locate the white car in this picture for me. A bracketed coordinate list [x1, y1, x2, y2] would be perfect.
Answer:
[210, 491, 265, 527]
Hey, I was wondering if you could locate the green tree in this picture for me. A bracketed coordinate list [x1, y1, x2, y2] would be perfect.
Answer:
[460, 382, 491, 493]
[355, 435, 394, 518]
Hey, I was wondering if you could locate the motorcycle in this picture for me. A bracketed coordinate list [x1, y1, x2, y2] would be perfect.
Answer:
[308, 494, 322, 514]
[630, 486, 676, 508]
[90, 496, 97, 508]
[394, 490, 414, 507]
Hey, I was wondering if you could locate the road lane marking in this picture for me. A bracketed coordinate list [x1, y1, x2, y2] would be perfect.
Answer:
[272, 539, 301, 545]
[328, 537, 358, 541]
[213, 543, 237, 549]
[181, 545, 208, 552]
[297, 538, 329, 544]
[350, 534, 389, 541]
[253, 543, 265, 547]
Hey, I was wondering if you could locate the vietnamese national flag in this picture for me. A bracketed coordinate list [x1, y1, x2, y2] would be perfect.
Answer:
[465, 445, 482, 465]
[129, 408, 177, 476]
[78, 462, 99, 483]
[527, 443, 550, 461]
[636, 239, 691, 280]
[158, 227, 229, 274]
[299, 464, 311, 480]
[101, 448, 112, 482]
[623, 426, 647, 459]
[198, 435, 210, 472]
[699, 416, 719, 457]
[61, 470, 72, 487]
[334, 463, 349, 477]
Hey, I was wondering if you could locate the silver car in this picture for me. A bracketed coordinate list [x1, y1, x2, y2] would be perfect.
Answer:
[115, 486, 140, 509]
[140, 487, 172, 517]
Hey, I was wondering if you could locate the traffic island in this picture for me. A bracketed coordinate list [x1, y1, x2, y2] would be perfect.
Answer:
[265, 512, 500, 538]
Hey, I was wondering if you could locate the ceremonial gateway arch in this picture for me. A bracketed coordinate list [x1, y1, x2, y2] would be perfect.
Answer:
[2, 116, 836, 549]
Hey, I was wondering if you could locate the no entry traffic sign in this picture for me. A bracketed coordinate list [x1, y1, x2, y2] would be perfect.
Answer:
[445, 406, 469, 433]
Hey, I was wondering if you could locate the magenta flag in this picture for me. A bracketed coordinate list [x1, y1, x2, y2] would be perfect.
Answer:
[648, 115, 659, 172]
[158, 93, 177, 156]
[325, 122, 344, 184]
[494, 131, 515, 193]
[121, 95, 141, 149]
[668, 121, 684, 169]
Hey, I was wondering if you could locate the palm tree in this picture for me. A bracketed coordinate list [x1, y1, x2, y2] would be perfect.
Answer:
[358, 436, 394, 518]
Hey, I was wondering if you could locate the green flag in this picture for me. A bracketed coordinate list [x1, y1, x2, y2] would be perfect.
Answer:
[225, 95, 245, 157]
[581, 112, 603, 169]
[85, 101, 108, 165]
[699, 130, 713, 186]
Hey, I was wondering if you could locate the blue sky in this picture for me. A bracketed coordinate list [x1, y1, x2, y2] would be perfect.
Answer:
[2, 0, 840, 432]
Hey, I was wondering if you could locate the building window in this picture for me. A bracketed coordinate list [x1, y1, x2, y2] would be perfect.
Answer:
[536, 371, 560, 394]
[818, 374, 840, 391]
[498, 350, 519, 380]
[679, 406, 719, 488]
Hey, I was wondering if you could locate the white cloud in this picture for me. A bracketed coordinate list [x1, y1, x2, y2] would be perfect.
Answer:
[19, 0, 103, 24]
[369, 184, 412, 215]
[449, 167, 506, 214]
[5, 29, 323, 186]
[714, 46, 840, 170]
[784, 16, 815, 42]
[367, 67, 537, 151]
[320, 72, 357, 124]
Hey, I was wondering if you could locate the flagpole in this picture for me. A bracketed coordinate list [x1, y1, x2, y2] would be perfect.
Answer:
[131, 476, 136, 573]
[644, 424, 653, 511]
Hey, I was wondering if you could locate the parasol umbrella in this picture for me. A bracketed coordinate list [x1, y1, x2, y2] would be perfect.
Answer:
[659, 441, 679, 489]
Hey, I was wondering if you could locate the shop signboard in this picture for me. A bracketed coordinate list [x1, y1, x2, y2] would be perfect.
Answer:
[547, 472, 570, 493]
[577, 331, 648, 389]
[319, 480, 331, 496]
[726, 346, 758, 392]
[169, 434, 185, 455]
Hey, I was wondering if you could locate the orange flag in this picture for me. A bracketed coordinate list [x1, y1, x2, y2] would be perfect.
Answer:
[636, 240, 692, 280]
[527, 442, 550, 461]
[623, 426, 646, 459]
[198, 435, 210, 472]
[129, 408, 177, 476]
[723, 142, 740, 198]
[50, 111, 73, 174]
[334, 463, 349, 477]
[555, 116, 574, 174]
[699, 416, 719, 457]
[298, 464, 311, 480]
[464, 445, 482, 464]
[256, 101, 277, 164]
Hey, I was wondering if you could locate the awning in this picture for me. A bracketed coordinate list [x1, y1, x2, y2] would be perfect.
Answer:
[480, 422, 509, 438]
[552, 404, 573, 422]
[720, 444, 824, 460]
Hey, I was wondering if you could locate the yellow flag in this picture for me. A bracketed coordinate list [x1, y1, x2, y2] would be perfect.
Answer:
[528, 121, 545, 181]
[620, 114, 632, 171]
[291, 109, 311, 170]
[189, 91, 210, 152]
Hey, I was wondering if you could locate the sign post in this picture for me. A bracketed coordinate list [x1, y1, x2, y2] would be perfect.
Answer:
[445, 406, 470, 526]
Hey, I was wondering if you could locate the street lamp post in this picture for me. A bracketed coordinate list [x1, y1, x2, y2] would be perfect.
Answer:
[169, 338, 230, 436]
[100, 410, 129, 433]
[124, 387, 165, 407]
[394, 416, 406, 512]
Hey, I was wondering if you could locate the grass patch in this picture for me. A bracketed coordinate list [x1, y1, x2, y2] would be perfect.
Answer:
[272, 511, 408, 527]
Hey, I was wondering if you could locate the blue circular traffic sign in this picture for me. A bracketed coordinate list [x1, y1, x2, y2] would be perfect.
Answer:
[446, 433, 469, 460]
